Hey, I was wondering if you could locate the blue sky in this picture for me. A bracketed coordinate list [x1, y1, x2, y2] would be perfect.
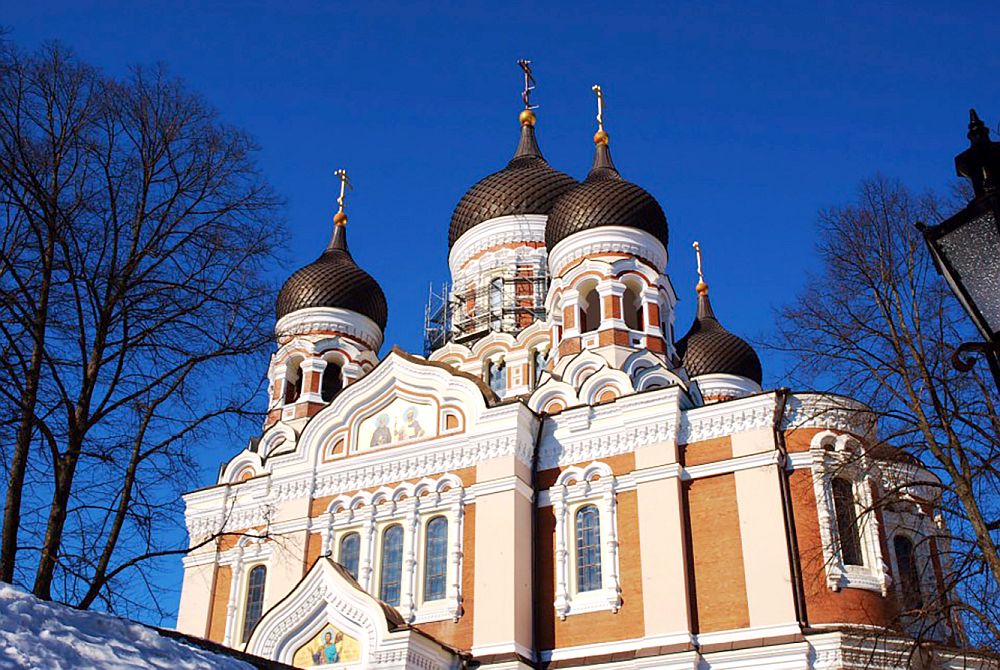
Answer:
[5, 1, 999, 621]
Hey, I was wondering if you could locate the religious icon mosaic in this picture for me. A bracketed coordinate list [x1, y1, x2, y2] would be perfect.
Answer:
[292, 624, 361, 667]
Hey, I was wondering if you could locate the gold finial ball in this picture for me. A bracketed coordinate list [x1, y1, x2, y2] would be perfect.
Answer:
[519, 109, 536, 127]
[594, 129, 609, 145]
[334, 211, 348, 226]
[696, 280, 709, 296]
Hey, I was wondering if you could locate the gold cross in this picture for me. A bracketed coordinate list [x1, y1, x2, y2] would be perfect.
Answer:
[518, 59, 537, 110]
[693, 241, 704, 282]
[592, 84, 605, 132]
[333, 168, 352, 214]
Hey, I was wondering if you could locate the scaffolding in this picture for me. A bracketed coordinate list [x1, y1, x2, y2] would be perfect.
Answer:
[423, 275, 548, 356]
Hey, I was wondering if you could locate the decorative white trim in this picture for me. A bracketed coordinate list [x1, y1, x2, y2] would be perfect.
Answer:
[275, 306, 384, 350]
[448, 214, 547, 276]
[694, 373, 762, 401]
[548, 226, 668, 280]
[325, 475, 466, 624]
[551, 462, 622, 619]
[808, 431, 890, 595]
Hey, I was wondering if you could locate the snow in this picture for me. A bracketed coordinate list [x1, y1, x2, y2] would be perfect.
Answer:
[0, 583, 256, 670]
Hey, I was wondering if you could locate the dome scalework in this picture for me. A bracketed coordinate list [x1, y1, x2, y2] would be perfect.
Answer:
[448, 116, 577, 249]
[275, 220, 388, 330]
[545, 129, 668, 252]
[675, 284, 762, 385]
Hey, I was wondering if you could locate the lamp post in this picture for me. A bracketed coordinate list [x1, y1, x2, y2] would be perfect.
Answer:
[918, 109, 1000, 391]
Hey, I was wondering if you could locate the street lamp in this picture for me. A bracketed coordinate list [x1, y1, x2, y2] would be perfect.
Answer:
[918, 109, 1000, 390]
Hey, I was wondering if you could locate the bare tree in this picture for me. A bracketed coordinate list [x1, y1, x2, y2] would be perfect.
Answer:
[0, 40, 283, 619]
[772, 176, 1000, 654]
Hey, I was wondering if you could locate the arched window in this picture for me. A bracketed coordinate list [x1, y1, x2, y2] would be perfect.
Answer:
[379, 524, 404, 606]
[622, 284, 644, 331]
[423, 516, 448, 601]
[579, 285, 601, 333]
[832, 478, 864, 566]
[241, 565, 266, 643]
[339, 532, 360, 581]
[321, 361, 343, 402]
[575, 505, 602, 592]
[283, 360, 303, 405]
[487, 359, 506, 395]
[894, 535, 923, 611]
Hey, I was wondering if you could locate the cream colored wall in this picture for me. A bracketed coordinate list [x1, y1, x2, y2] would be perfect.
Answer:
[731, 428, 798, 627]
[471, 415, 535, 658]
[634, 440, 691, 638]
[176, 557, 215, 636]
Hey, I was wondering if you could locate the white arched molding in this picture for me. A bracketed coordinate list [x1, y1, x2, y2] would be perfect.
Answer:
[527, 379, 579, 414]
[578, 368, 634, 405]
[322, 475, 465, 624]
[809, 430, 889, 595]
[882, 507, 941, 634]
[549, 462, 621, 619]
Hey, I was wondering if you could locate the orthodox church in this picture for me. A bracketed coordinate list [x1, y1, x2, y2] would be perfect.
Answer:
[175, 70, 984, 669]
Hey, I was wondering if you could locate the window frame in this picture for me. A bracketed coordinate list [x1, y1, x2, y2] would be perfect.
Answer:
[550, 462, 621, 619]
[808, 431, 889, 595]
[378, 523, 405, 606]
[240, 564, 267, 644]
[421, 515, 449, 603]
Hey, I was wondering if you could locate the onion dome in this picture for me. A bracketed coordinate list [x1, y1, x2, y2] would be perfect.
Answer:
[675, 257, 762, 385]
[545, 103, 668, 252]
[275, 209, 388, 330]
[448, 110, 577, 248]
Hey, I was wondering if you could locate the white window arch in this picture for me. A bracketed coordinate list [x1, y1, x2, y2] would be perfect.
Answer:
[809, 431, 889, 594]
[549, 462, 621, 619]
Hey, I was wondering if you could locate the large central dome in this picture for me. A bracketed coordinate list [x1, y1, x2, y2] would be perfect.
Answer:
[448, 115, 577, 248]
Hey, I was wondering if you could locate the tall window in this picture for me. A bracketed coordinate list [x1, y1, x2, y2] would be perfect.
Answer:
[575, 505, 602, 592]
[339, 532, 360, 581]
[579, 286, 601, 333]
[241, 565, 266, 643]
[832, 478, 864, 566]
[283, 361, 303, 405]
[894, 535, 923, 610]
[623, 285, 644, 331]
[321, 361, 343, 402]
[423, 516, 448, 601]
[379, 525, 404, 606]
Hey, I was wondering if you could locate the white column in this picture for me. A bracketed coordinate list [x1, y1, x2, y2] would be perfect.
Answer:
[600, 484, 620, 611]
[401, 501, 419, 622]
[553, 488, 569, 620]
[223, 546, 244, 647]
[359, 509, 376, 592]
[448, 494, 465, 621]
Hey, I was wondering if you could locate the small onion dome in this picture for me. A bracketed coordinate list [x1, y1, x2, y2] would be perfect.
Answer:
[545, 137, 668, 251]
[275, 219, 388, 329]
[676, 286, 762, 385]
[448, 112, 577, 248]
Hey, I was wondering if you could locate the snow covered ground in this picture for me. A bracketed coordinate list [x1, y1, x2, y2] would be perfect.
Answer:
[0, 583, 256, 669]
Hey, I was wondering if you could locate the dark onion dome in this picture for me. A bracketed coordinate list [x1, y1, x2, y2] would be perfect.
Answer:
[448, 111, 578, 249]
[675, 284, 762, 385]
[275, 214, 388, 330]
[545, 136, 669, 252]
